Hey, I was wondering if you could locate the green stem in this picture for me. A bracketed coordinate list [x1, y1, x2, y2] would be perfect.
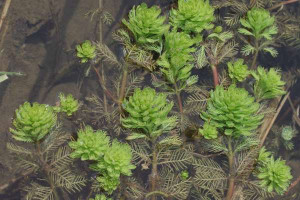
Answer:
[36, 141, 60, 200]
[250, 41, 259, 70]
[174, 82, 183, 114]
[225, 137, 235, 200]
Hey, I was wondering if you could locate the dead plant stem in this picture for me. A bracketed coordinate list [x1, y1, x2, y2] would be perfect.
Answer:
[259, 92, 289, 147]
[269, 0, 299, 11]
[0, 0, 11, 33]
[150, 140, 158, 200]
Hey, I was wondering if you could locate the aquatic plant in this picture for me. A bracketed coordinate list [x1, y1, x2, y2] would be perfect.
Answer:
[122, 87, 192, 199]
[7, 104, 86, 199]
[157, 30, 196, 85]
[198, 121, 218, 139]
[251, 66, 286, 101]
[258, 147, 272, 164]
[169, 0, 215, 34]
[90, 140, 136, 194]
[122, 3, 169, 52]
[156, 30, 197, 116]
[257, 156, 292, 194]
[3, 1, 295, 199]
[281, 125, 295, 141]
[54, 93, 79, 116]
[180, 170, 189, 180]
[238, 7, 278, 68]
[121, 87, 177, 140]
[10, 102, 56, 142]
[239, 7, 277, 41]
[69, 126, 110, 160]
[76, 40, 96, 63]
[201, 85, 264, 137]
[227, 58, 249, 83]
[69, 126, 135, 194]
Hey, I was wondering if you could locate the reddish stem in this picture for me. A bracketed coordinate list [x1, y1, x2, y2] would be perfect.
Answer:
[286, 175, 300, 195]
[93, 66, 119, 103]
[212, 65, 219, 87]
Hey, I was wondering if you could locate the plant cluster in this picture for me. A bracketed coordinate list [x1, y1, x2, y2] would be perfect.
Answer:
[69, 126, 135, 194]
[10, 102, 56, 142]
[157, 30, 197, 87]
[5, 0, 300, 199]
[53, 93, 79, 116]
[169, 0, 215, 35]
[227, 59, 249, 83]
[252, 66, 286, 101]
[7, 101, 86, 200]
[122, 3, 169, 53]
[76, 40, 96, 63]
[121, 87, 177, 140]
[256, 148, 292, 195]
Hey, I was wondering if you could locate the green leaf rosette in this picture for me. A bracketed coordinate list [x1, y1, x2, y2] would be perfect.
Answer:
[90, 140, 136, 194]
[69, 126, 110, 161]
[170, 0, 215, 34]
[122, 3, 169, 52]
[10, 102, 56, 143]
[76, 40, 96, 63]
[227, 59, 249, 83]
[121, 87, 177, 139]
[157, 30, 196, 85]
[251, 66, 286, 101]
[257, 156, 292, 194]
[201, 85, 264, 137]
[55, 93, 79, 116]
[238, 7, 277, 40]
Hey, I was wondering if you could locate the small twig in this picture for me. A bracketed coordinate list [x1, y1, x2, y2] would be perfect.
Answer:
[269, 0, 299, 11]
[193, 152, 223, 158]
[287, 95, 300, 127]
[259, 92, 289, 147]
[285, 175, 300, 194]
[93, 66, 119, 104]
[0, 0, 11, 33]
[0, 169, 34, 192]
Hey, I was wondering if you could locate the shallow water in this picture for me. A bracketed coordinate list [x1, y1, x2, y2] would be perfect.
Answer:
[0, 0, 300, 199]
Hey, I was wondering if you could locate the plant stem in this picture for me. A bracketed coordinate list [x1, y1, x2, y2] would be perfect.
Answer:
[93, 66, 119, 103]
[211, 65, 219, 87]
[285, 174, 300, 194]
[251, 40, 259, 70]
[36, 141, 60, 200]
[259, 92, 289, 147]
[225, 137, 235, 200]
[150, 139, 158, 200]
[174, 82, 183, 114]
[0, 169, 34, 192]
[269, 0, 299, 11]
[0, 0, 11, 33]
[119, 64, 128, 106]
